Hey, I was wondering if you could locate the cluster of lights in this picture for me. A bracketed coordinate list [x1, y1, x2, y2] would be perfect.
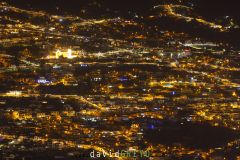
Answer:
[55, 49, 77, 59]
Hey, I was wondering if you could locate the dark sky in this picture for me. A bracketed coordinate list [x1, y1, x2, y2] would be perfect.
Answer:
[193, 0, 239, 18]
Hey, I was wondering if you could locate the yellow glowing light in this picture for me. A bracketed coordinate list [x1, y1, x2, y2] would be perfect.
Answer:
[55, 49, 76, 59]
[12, 111, 20, 120]
[118, 84, 124, 89]
[6, 91, 22, 97]
[232, 92, 237, 97]
[55, 49, 61, 59]
[67, 49, 72, 59]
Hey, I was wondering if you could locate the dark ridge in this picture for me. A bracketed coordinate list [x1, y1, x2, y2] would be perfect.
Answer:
[2, 0, 239, 17]
[143, 16, 240, 48]
[2, 0, 240, 47]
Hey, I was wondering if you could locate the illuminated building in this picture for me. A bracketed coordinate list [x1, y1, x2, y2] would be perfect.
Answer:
[37, 77, 50, 84]
[55, 49, 77, 59]
[6, 91, 22, 97]
[12, 111, 20, 120]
